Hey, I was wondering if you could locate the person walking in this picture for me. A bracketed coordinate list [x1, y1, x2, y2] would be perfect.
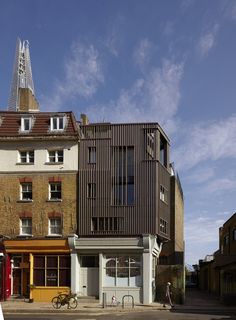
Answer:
[163, 282, 173, 308]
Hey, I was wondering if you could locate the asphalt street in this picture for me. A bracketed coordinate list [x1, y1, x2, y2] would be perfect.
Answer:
[3, 311, 236, 320]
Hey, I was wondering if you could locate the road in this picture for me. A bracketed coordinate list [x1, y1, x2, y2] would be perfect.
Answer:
[3, 310, 236, 320]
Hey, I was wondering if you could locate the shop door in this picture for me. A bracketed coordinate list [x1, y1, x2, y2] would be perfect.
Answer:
[13, 269, 21, 295]
[80, 268, 99, 297]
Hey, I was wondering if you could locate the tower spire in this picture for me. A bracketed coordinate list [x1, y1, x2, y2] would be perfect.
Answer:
[8, 38, 38, 111]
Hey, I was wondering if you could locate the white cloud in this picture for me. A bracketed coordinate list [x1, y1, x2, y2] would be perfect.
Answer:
[185, 215, 223, 264]
[185, 167, 215, 184]
[221, 0, 236, 21]
[180, 0, 195, 12]
[40, 41, 104, 111]
[173, 115, 236, 170]
[85, 59, 184, 134]
[133, 38, 154, 71]
[105, 15, 125, 57]
[197, 24, 219, 58]
[204, 177, 236, 194]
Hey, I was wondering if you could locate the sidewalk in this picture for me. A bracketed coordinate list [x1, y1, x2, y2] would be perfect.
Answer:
[1, 299, 168, 314]
[173, 288, 236, 315]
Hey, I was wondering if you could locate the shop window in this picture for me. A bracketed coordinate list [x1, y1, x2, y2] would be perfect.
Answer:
[33, 255, 70, 287]
[104, 255, 141, 287]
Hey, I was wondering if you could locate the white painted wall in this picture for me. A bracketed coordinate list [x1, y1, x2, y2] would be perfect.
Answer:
[0, 140, 78, 172]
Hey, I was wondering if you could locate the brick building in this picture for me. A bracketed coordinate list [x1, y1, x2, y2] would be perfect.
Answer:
[199, 212, 236, 305]
[0, 89, 79, 301]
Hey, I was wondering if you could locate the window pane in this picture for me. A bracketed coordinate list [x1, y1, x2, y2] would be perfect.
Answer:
[59, 256, 70, 268]
[47, 256, 58, 268]
[59, 269, 70, 286]
[58, 117, 64, 129]
[20, 151, 27, 163]
[57, 150, 63, 162]
[34, 256, 45, 268]
[34, 269, 45, 286]
[81, 256, 98, 267]
[117, 256, 129, 268]
[104, 268, 116, 286]
[29, 151, 34, 163]
[46, 269, 58, 286]
[49, 151, 56, 162]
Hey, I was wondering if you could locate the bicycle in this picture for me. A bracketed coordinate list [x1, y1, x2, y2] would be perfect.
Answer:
[52, 291, 78, 309]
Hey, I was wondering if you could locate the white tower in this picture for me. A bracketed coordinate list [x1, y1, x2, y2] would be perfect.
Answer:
[8, 38, 35, 111]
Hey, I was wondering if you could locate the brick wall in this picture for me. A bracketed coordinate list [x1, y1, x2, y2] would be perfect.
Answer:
[0, 173, 77, 237]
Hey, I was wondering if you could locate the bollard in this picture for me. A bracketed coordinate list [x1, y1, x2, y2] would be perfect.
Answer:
[102, 292, 107, 308]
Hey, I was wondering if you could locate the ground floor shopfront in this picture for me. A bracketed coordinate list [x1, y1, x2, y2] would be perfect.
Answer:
[0, 238, 71, 302]
[68, 234, 161, 305]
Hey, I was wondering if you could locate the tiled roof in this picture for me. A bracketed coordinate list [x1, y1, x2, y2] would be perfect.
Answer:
[0, 111, 78, 137]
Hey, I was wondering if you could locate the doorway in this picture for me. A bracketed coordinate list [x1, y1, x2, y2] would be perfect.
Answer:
[79, 256, 99, 297]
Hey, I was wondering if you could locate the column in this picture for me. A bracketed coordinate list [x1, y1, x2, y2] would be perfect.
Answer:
[70, 252, 79, 294]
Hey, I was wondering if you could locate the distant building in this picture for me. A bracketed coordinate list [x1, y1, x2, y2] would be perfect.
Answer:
[156, 165, 185, 304]
[199, 212, 236, 305]
[8, 38, 38, 112]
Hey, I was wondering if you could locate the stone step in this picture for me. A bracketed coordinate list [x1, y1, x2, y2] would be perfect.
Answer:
[77, 296, 99, 303]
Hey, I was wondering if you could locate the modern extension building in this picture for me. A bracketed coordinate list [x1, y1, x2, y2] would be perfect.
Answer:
[69, 118, 172, 304]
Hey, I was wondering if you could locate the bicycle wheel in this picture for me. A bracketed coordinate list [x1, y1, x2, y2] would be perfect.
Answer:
[68, 297, 78, 309]
[52, 296, 61, 309]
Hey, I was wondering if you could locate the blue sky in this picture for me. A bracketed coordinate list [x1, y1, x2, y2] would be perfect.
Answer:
[1, 0, 236, 264]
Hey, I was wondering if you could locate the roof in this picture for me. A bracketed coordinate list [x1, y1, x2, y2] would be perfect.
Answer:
[0, 111, 78, 138]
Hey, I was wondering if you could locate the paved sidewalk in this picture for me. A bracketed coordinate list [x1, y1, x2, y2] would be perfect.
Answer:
[1, 300, 168, 314]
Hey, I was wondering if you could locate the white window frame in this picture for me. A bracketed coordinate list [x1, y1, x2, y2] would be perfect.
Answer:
[18, 150, 34, 164]
[47, 150, 64, 163]
[20, 218, 32, 235]
[49, 182, 62, 200]
[160, 185, 167, 203]
[49, 218, 62, 235]
[20, 182, 32, 201]
[21, 117, 32, 132]
[50, 116, 65, 131]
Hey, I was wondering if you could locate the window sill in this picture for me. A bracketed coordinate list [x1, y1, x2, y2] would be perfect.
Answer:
[17, 234, 33, 238]
[45, 162, 64, 165]
[17, 200, 33, 203]
[16, 163, 34, 165]
[160, 199, 168, 205]
[46, 199, 62, 202]
[46, 234, 62, 238]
